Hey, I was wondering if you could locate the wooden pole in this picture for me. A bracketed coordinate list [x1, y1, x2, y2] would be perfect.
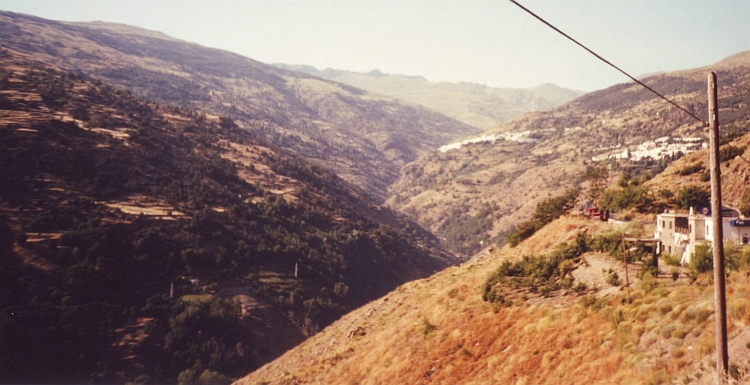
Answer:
[708, 71, 728, 384]
[621, 235, 630, 300]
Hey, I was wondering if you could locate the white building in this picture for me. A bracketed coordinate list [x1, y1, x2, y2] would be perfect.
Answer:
[655, 207, 750, 264]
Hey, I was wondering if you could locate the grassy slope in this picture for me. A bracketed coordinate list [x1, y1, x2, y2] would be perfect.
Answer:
[238, 128, 750, 383]
[236, 210, 750, 385]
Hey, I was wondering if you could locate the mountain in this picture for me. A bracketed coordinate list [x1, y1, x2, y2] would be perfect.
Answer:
[0, 10, 481, 200]
[386, 52, 750, 256]
[236, 123, 750, 384]
[274, 64, 584, 130]
[0, 49, 458, 383]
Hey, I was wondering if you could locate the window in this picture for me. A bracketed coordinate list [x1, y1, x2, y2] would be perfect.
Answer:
[744, 235, 749, 245]
[669, 221, 672, 230]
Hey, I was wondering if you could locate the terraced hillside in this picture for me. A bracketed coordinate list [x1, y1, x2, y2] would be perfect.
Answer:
[0, 10, 481, 200]
[0, 49, 458, 384]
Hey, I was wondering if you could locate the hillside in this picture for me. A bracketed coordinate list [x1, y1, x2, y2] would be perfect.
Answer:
[236, 209, 750, 385]
[275, 64, 584, 130]
[387, 52, 750, 257]
[0, 49, 459, 384]
[0, 10, 481, 200]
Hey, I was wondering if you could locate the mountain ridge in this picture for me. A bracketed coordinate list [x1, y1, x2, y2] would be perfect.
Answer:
[385, 51, 750, 256]
[273, 63, 584, 130]
[0, 11, 481, 200]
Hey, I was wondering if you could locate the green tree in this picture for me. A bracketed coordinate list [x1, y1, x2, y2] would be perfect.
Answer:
[599, 185, 651, 212]
[676, 185, 709, 210]
[507, 189, 579, 247]
[583, 166, 609, 203]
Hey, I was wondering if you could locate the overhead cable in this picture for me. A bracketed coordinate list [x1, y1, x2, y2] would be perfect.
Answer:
[508, 0, 708, 127]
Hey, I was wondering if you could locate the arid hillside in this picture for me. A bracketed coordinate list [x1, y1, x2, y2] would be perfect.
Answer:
[387, 52, 750, 256]
[237, 207, 750, 385]
[274, 64, 584, 130]
[0, 11, 481, 200]
[0, 49, 458, 384]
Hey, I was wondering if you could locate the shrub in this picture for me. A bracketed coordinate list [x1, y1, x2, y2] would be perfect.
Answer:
[677, 163, 703, 176]
[689, 243, 713, 274]
[607, 271, 620, 287]
[423, 320, 437, 339]
[661, 253, 680, 267]
[507, 189, 579, 247]
[719, 145, 745, 162]
[656, 299, 673, 315]
[657, 189, 673, 199]
[660, 324, 678, 339]
[676, 185, 709, 210]
[725, 240, 742, 271]
[669, 347, 686, 358]
[671, 329, 686, 339]
[599, 185, 651, 212]
[729, 298, 750, 324]
[639, 272, 657, 293]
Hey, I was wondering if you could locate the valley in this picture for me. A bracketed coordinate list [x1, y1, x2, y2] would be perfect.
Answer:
[0, 49, 456, 383]
[4, 8, 750, 385]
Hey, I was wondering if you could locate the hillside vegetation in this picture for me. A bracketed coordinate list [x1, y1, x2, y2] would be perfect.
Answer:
[236, 209, 750, 385]
[387, 52, 750, 256]
[0, 49, 458, 384]
[274, 64, 583, 130]
[0, 10, 481, 200]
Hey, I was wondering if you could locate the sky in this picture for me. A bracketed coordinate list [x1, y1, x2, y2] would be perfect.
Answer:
[1, 0, 750, 92]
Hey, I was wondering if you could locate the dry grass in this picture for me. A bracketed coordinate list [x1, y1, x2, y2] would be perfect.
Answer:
[234, 215, 750, 385]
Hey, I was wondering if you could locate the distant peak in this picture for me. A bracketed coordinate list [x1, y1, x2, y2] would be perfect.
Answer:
[66, 20, 182, 42]
[367, 69, 387, 77]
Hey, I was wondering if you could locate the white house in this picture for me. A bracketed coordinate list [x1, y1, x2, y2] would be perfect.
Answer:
[655, 207, 750, 264]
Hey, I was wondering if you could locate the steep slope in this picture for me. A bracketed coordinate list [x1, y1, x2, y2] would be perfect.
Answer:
[236, 200, 750, 385]
[275, 64, 584, 130]
[387, 52, 750, 256]
[0, 10, 481, 200]
[0, 49, 458, 384]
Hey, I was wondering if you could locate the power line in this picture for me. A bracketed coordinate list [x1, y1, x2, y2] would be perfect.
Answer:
[508, 0, 708, 127]
[510, 0, 750, 166]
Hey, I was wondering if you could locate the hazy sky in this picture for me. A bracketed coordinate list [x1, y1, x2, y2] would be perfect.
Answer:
[1, 0, 749, 91]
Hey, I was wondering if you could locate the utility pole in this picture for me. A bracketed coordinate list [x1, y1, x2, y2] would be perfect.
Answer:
[708, 71, 728, 384]
[620, 233, 630, 303]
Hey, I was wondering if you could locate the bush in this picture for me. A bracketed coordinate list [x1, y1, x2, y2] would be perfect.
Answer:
[484, 233, 589, 302]
[677, 163, 703, 176]
[725, 241, 742, 271]
[507, 189, 579, 247]
[676, 185, 709, 210]
[599, 185, 651, 212]
[719, 145, 745, 162]
[607, 271, 620, 287]
[689, 243, 713, 274]
[661, 253, 680, 266]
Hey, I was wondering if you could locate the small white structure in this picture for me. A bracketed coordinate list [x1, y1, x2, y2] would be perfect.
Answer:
[655, 207, 750, 264]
